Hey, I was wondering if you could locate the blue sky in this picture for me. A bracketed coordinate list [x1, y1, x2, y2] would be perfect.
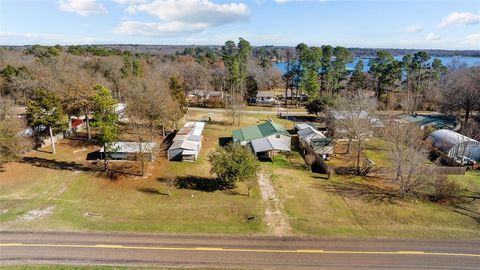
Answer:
[0, 0, 479, 49]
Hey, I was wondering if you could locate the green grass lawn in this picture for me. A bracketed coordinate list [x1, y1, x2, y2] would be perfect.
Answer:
[269, 165, 480, 239]
[2, 110, 479, 240]
[0, 113, 267, 235]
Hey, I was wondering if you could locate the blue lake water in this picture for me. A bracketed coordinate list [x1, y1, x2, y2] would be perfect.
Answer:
[275, 56, 480, 74]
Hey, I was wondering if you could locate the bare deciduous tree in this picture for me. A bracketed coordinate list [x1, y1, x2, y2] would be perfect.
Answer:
[331, 92, 377, 175]
[441, 67, 480, 127]
[384, 121, 433, 197]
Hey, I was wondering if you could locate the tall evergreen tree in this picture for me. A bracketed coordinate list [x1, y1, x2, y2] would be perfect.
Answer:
[26, 89, 66, 154]
[369, 50, 402, 101]
[92, 85, 118, 171]
[332, 46, 352, 93]
[349, 60, 366, 90]
[320, 45, 333, 93]
[169, 76, 188, 115]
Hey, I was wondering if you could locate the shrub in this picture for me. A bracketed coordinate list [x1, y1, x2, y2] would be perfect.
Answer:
[208, 143, 259, 193]
[429, 174, 464, 203]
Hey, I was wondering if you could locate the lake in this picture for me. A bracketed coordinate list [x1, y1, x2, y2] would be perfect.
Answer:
[275, 56, 480, 74]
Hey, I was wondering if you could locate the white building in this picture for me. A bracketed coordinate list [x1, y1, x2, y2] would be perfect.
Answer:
[100, 141, 157, 161]
[429, 129, 480, 161]
[167, 121, 205, 162]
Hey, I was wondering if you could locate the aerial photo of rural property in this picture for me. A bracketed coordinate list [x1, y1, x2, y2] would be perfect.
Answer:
[0, 0, 479, 269]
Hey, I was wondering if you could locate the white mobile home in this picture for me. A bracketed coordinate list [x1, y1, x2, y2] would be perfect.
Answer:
[167, 121, 205, 162]
[99, 141, 157, 161]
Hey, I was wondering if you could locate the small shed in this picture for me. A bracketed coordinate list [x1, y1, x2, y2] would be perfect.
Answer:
[100, 142, 157, 161]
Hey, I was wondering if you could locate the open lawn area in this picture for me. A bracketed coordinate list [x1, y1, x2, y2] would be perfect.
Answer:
[0, 111, 276, 234]
[268, 163, 480, 239]
[1, 110, 479, 239]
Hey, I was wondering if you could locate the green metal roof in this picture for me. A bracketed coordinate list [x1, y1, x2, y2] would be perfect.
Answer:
[232, 120, 290, 142]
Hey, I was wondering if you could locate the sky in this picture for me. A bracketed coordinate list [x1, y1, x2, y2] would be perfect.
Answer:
[0, 0, 479, 49]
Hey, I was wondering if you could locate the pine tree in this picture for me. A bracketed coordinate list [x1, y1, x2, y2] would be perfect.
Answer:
[26, 89, 66, 154]
[169, 76, 188, 115]
[92, 85, 118, 171]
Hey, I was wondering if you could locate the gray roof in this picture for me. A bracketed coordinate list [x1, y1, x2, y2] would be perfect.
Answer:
[100, 142, 157, 153]
[250, 137, 291, 153]
[298, 126, 326, 142]
[256, 91, 276, 98]
[169, 140, 200, 151]
[429, 129, 480, 161]
[168, 121, 205, 154]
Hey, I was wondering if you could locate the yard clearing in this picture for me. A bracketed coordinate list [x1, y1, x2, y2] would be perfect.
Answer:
[269, 165, 480, 239]
[1, 110, 479, 240]
[0, 112, 269, 235]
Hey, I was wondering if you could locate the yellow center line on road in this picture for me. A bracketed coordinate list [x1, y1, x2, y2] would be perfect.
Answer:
[1, 243, 479, 258]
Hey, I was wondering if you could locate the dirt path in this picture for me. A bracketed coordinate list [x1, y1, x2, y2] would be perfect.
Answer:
[257, 171, 291, 236]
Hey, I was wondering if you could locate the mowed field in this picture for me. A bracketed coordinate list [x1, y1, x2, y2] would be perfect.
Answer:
[1, 110, 479, 239]
[0, 111, 273, 234]
[268, 162, 480, 239]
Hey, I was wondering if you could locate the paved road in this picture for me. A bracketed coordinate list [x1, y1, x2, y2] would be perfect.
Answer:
[1, 231, 479, 269]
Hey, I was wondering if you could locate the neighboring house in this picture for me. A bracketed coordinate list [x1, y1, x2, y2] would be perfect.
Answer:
[232, 120, 291, 158]
[328, 110, 385, 138]
[401, 114, 460, 131]
[295, 122, 327, 133]
[99, 141, 157, 161]
[255, 91, 277, 104]
[278, 90, 308, 103]
[70, 118, 85, 133]
[167, 121, 205, 162]
[187, 90, 223, 102]
[297, 124, 333, 159]
[429, 129, 480, 162]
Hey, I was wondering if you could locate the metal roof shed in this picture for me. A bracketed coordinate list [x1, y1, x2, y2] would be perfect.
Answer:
[429, 129, 480, 161]
[251, 137, 291, 154]
[99, 141, 157, 161]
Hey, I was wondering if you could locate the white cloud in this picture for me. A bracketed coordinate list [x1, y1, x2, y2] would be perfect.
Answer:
[403, 24, 423, 33]
[112, 0, 145, 4]
[425, 32, 441, 41]
[58, 0, 107, 16]
[115, 0, 250, 36]
[114, 21, 208, 36]
[465, 33, 480, 47]
[0, 31, 64, 45]
[0, 31, 63, 40]
[438, 12, 480, 28]
[273, 0, 327, 3]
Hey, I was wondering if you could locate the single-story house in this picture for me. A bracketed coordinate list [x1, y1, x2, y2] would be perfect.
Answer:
[167, 121, 205, 162]
[254, 91, 277, 104]
[401, 114, 460, 131]
[278, 90, 308, 102]
[187, 90, 223, 102]
[232, 120, 291, 158]
[100, 141, 157, 161]
[429, 129, 480, 162]
[297, 125, 333, 159]
[328, 110, 385, 138]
